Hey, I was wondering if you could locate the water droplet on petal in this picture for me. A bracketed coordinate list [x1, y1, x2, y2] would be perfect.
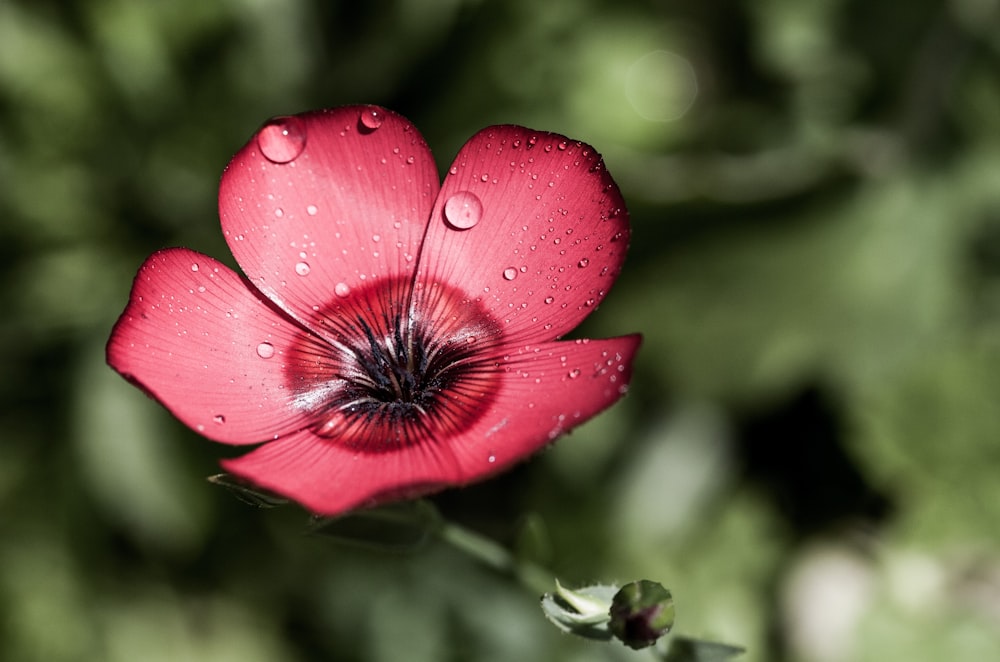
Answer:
[578, 257, 589, 268]
[567, 368, 581, 379]
[488, 452, 497, 463]
[306, 204, 318, 216]
[443, 191, 483, 230]
[257, 116, 306, 163]
[503, 267, 517, 281]
[213, 414, 226, 424]
[359, 106, 384, 131]
[544, 296, 554, 304]
[295, 261, 311, 276]
[256, 342, 275, 359]
[335, 282, 351, 298]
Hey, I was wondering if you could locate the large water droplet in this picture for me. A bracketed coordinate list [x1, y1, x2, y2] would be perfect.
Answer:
[359, 105, 384, 131]
[295, 261, 311, 276]
[503, 267, 517, 281]
[443, 191, 483, 230]
[335, 282, 351, 298]
[256, 342, 275, 359]
[257, 116, 306, 163]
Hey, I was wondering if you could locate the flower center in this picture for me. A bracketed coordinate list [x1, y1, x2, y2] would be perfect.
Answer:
[285, 277, 503, 451]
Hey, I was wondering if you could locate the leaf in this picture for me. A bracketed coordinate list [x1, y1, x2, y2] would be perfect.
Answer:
[206, 473, 289, 508]
[307, 500, 442, 553]
[660, 636, 745, 662]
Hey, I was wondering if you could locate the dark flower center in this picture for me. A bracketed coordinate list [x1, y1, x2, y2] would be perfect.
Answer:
[285, 277, 503, 451]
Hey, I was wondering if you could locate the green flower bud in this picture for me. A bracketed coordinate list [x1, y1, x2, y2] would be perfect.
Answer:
[608, 580, 675, 650]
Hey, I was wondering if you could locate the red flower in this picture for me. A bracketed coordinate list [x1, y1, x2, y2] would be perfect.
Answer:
[107, 106, 640, 516]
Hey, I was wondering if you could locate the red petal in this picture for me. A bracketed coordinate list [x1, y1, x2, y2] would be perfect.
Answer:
[218, 106, 440, 333]
[107, 248, 316, 444]
[220, 431, 457, 516]
[417, 126, 629, 344]
[220, 334, 641, 515]
[450, 334, 642, 481]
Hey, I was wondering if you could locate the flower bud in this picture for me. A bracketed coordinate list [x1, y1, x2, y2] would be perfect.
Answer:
[608, 580, 675, 650]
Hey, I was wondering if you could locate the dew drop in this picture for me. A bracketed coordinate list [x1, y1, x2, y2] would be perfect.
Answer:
[578, 257, 589, 268]
[443, 191, 483, 230]
[295, 261, 311, 276]
[335, 282, 351, 298]
[359, 106, 384, 131]
[487, 452, 496, 464]
[257, 116, 306, 163]
[568, 368, 581, 379]
[256, 342, 275, 359]
[306, 204, 318, 216]
[503, 267, 517, 281]
[544, 296, 554, 304]
[190, 263, 199, 272]
[213, 414, 226, 424]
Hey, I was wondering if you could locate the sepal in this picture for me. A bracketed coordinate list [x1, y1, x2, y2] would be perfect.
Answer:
[540, 580, 618, 641]
[609, 580, 675, 650]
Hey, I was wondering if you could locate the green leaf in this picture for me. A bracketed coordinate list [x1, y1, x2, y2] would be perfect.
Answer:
[308, 500, 442, 553]
[206, 473, 289, 508]
[660, 636, 745, 662]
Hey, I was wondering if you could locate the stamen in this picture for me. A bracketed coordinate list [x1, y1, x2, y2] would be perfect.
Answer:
[285, 276, 503, 452]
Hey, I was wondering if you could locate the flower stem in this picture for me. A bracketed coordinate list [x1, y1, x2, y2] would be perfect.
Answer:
[435, 519, 554, 596]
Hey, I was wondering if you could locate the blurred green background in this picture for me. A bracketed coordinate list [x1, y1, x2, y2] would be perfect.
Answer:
[2, 0, 1000, 660]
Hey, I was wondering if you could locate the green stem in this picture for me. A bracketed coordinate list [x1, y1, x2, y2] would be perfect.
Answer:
[436, 519, 554, 596]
